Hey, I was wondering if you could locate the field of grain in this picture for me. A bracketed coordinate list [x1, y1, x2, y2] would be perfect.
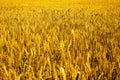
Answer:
[0, 1, 120, 80]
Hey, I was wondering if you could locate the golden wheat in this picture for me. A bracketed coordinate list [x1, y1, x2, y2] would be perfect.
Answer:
[0, 4, 120, 80]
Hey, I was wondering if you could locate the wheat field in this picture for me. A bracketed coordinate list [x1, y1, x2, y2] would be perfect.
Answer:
[0, 1, 120, 80]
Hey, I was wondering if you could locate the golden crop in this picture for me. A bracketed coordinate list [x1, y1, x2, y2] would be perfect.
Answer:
[0, 4, 120, 80]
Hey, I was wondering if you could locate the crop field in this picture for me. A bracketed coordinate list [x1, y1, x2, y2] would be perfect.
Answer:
[0, 1, 120, 80]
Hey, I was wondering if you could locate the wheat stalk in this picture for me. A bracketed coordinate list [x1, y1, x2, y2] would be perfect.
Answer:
[67, 29, 75, 60]
[60, 67, 66, 80]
